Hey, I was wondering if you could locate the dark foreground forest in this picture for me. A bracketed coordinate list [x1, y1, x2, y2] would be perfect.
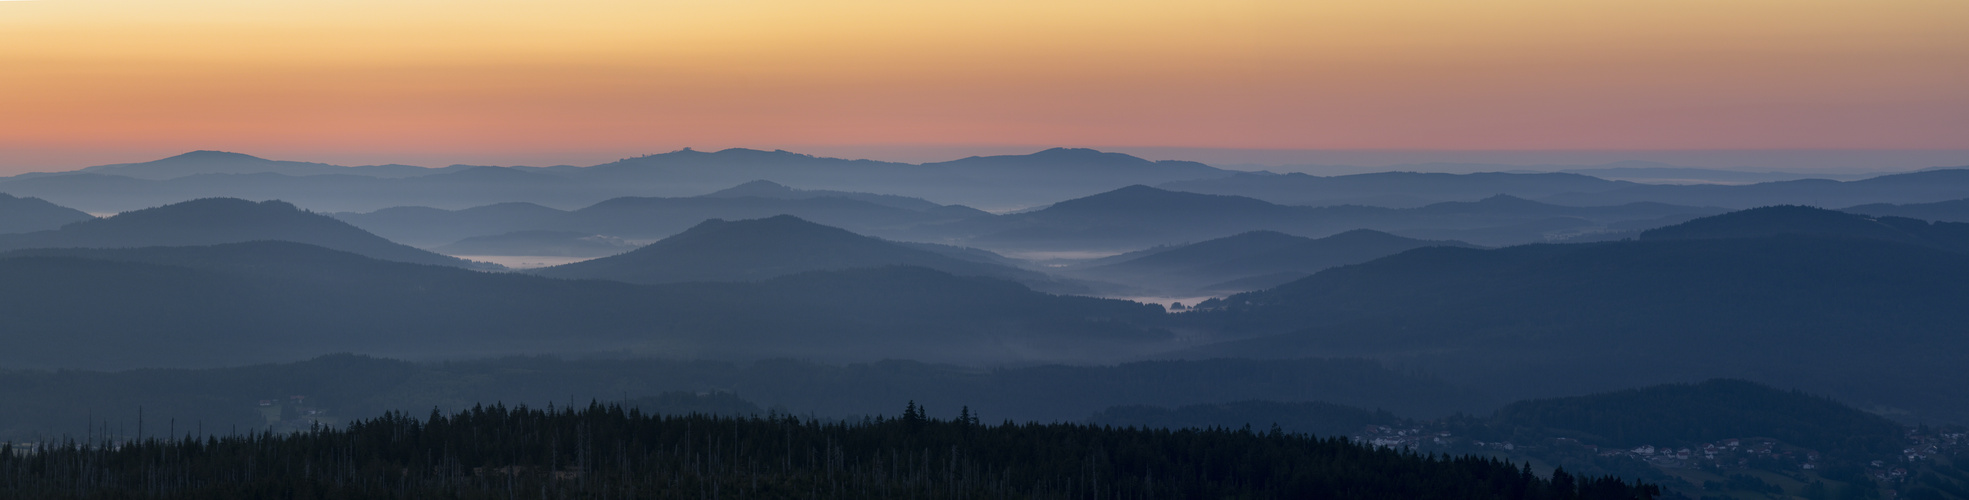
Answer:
[0, 403, 1658, 499]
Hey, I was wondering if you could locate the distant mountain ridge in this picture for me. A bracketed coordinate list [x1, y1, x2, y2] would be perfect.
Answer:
[0, 198, 490, 269]
[1163, 167, 1969, 210]
[701, 180, 956, 212]
[530, 215, 1066, 290]
[937, 185, 1721, 250]
[1160, 171, 1631, 208]
[72, 150, 453, 180]
[432, 230, 637, 257]
[1069, 229, 1477, 295]
[4, 148, 1236, 212]
[1538, 168, 1969, 209]
[333, 184, 989, 249]
[0, 192, 94, 234]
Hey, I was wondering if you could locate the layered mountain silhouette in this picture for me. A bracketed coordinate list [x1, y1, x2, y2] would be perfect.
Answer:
[0, 198, 490, 269]
[432, 230, 638, 257]
[1163, 167, 1969, 210]
[334, 182, 992, 250]
[3, 148, 1233, 213]
[331, 202, 572, 248]
[923, 147, 1224, 184]
[1537, 168, 1969, 209]
[1845, 197, 1969, 223]
[0, 241, 1168, 369]
[531, 215, 1061, 288]
[701, 180, 982, 215]
[1639, 205, 1969, 252]
[1176, 208, 1969, 422]
[0, 192, 95, 234]
[67, 150, 452, 180]
[1068, 229, 1477, 295]
[936, 186, 1717, 250]
[1160, 171, 1633, 208]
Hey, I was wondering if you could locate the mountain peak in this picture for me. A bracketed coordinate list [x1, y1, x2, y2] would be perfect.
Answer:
[1031, 147, 1118, 158]
[534, 215, 1028, 285]
[0, 197, 486, 269]
[703, 180, 797, 198]
[160, 150, 266, 162]
[1476, 194, 1535, 203]
[1640, 205, 1969, 251]
[1048, 185, 1279, 214]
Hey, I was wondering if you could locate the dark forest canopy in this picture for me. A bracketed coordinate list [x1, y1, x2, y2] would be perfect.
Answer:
[0, 403, 1660, 500]
[1184, 231, 1969, 423]
[1489, 379, 1907, 458]
[0, 354, 1479, 443]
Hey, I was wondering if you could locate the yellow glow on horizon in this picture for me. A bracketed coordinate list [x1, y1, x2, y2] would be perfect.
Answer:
[3, 0, 1966, 163]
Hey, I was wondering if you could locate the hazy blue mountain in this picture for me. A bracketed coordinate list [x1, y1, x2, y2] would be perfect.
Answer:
[1845, 197, 1969, 223]
[332, 202, 572, 248]
[1070, 229, 1476, 294]
[701, 179, 958, 212]
[68, 150, 454, 180]
[1539, 168, 1969, 209]
[890, 241, 1031, 267]
[0, 192, 95, 234]
[0, 170, 594, 213]
[941, 185, 1315, 251]
[1640, 205, 1969, 252]
[333, 186, 993, 251]
[1559, 163, 1876, 184]
[1179, 228, 1969, 423]
[0, 148, 1233, 213]
[0, 241, 1169, 369]
[578, 147, 1234, 211]
[1165, 167, 1969, 211]
[1392, 216, 1601, 245]
[1159, 171, 1633, 208]
[0, 198, 490, 269]
[937, 186, 1719, 251]
[431, 230, 637, 257]
[552, 196, 971, 242]
[531, 215, 1059, 288]
[925, 147, 1224, 184]
[1196, 272, 1312, 294]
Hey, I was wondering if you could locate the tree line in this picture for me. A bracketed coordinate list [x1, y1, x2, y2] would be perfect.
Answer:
[0, 401, 1659, 499]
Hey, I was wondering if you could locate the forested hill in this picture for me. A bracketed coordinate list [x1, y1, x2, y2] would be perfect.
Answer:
[1183, 234, 1969, 422]
[1490, 379, 1906, 458]
[0, 242, 1170, 369]
[0, 403, 1659, 499]
[1639, 204, 1969, 251]
[0, 197, 488, 269]
[531, 215, 1045, 286]
[0, 192, 94, 234]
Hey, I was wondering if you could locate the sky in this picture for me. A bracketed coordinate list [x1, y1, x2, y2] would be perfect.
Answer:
[2, 0, 1966, 173]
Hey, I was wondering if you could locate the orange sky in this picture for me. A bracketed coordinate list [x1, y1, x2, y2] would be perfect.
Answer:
[2, 0, 1966, 171]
